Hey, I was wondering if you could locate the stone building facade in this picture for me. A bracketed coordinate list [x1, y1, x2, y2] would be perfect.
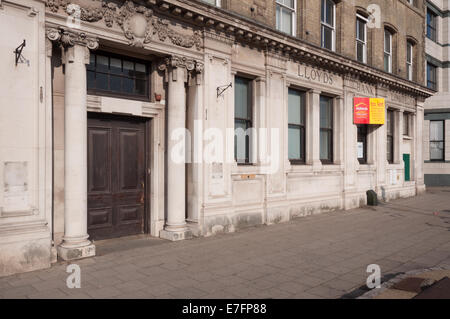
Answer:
[423, 0, 450, 186]
[0, 0, 433, 276]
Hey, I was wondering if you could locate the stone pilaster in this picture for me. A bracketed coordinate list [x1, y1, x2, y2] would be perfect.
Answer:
[415, 100, 426, 194]
[47, 27, 98, 260]
[308, 89, 322, 168]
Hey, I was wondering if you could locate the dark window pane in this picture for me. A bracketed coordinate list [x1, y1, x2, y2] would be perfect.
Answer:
[135, 63, 147, 79]
[97, 55, 109, 72]
[110, 75, 122, 92]
[123, 60, 134, 77]
[357, 19, 365, 41]
[110, 57, 122, 75]
[123, 77, 134, 94]
[322, 26, 333, 50]
[87, 70, 95, 90]
[357, 125, 368, 164]
[427, 63, 437, 90]
[87, 54, 95, 71]
[320, 96, 333, 162]
[357, 42, 364, 62]
[135, 79, 147, 96]
[96, 73, 108, 90]
[87, 52, 149, 99]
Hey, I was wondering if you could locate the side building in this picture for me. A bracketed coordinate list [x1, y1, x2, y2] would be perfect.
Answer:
[0, 0, 433, 277]
[424, 0, 450, 186]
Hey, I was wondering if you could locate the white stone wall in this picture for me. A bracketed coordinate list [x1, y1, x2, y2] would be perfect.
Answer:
[0, 0, 52, 277]
[198, 39, 423, 236]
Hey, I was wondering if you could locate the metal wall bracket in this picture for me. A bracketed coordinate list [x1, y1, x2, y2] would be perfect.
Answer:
[14, 40, 29, 66]
[217, 82, 232, 98]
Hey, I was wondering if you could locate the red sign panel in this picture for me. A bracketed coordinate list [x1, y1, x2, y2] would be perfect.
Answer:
[353, 97, 370, 124]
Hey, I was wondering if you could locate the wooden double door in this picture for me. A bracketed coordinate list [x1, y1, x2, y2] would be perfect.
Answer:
[87, 113, 148, 241]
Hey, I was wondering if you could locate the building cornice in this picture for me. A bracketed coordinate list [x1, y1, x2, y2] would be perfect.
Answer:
[44, 0, 433, 99]
[158, 0, 433, 99]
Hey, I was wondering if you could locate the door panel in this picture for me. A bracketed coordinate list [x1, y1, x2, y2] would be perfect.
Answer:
[87, 114, 147, 241]
[88, 128, 112, 193]
[403, 154, 410, 182]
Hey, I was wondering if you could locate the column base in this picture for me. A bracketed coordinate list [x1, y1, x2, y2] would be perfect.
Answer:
[57, 243, 96, 261]
[160, 229, 193, 241]
[416, 183, 426, 195]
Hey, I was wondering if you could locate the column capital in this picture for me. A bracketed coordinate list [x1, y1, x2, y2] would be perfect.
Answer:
[158, 55, 203, 84]
[46, 27, 99, 50]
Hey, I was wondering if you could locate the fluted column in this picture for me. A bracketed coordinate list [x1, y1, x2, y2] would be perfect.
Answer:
[47, 27, 98, 260]
[159, 56, 203, 241]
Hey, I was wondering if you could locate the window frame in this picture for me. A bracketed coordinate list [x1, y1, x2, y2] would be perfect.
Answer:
[406, 41, 413, 81]
[427, 62, 437, 90]
[386, 109, 395, 164]
[429, 120, 445, 162]
[288, 88, 306, 164]
[319, 95, 334, 164]
[357, 124, 368, 164]
[234, 76, 254, 165]
[384, 29, 392, 73]
[403, 112, 411, 136]
[321, 0, 336, 51]
[87, 51, 151, 101]
[276, 0, 297, 36]
[356, 14, 368, 63]
[427, 9, 437, 42]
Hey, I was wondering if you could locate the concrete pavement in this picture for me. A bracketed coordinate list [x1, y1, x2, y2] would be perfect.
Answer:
[1, 187, 449, 299]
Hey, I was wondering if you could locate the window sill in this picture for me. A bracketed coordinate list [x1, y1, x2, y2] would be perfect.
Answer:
[387, 163, 403, 170]
[232, 163, 259, 175]
[403, 135, 413, 140]
[357, 163, 376, 172]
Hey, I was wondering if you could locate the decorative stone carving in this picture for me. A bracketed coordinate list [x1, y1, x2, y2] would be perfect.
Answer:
[153, 18, 202, 51]
[46, 27, 99, 50]
[45, 0, 203, 50]
[46, 0, 67, 13]
[158, 55, 203, 83]
[118, 1, 153, 47]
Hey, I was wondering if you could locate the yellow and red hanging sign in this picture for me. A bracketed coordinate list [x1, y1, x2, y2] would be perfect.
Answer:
[353, 97, 385, 125]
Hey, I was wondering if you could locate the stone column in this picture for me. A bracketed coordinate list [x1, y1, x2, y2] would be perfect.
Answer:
[47, 28, 98, 260]
[159, 56, 202, 241]
[415, 100, 426, 194]
[186, 62, 204, 234]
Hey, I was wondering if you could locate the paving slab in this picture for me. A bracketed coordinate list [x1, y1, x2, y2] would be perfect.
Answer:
[1, 187, 450, 299]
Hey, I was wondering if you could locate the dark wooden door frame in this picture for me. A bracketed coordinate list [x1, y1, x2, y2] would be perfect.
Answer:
[87, 112, 151, 240]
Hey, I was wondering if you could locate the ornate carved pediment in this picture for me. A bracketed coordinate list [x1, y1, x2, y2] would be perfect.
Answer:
[45, 0, 203, 50]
